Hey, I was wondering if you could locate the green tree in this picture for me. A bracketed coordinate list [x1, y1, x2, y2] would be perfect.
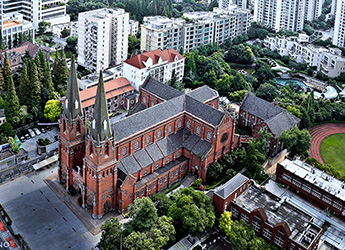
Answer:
[151, 193, 174, 216]
[126, 197, 158, 233]
[219, 211, 233, 236]
[232, 73, 252, 91]
[44, 100, 61, 122]
[42, 61, 55, 96]
[61, 28, 71, 38]
[65, 36, 78, 53]
[0, 66, 4, 92]
[168, 69, 177, 87]
[8, 36, 12, 49]
[52, 48, 69, 95]
[256, 83, 278, 102]
[28, 62, 42, 112]
[226, 44, 254, 64]
[228, 90, 248, 102]
[0, 122, 15, 139]
[241, 140, 266, 179]
[38, 21, 51, 35]
[123, 232, 155, 250]
[18, 63, 31, 106]
[279, 126, 312, 158]
[98, 217, 123, 250]
[168, 187, 215, 236]
[0, 31, 5, 50]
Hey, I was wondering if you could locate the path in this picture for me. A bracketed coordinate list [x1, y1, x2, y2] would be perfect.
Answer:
[308, 123, 345, 163]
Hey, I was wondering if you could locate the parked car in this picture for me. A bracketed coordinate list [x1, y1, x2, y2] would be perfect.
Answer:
[25, 134, 30, 140]
[46, 126, 52, 131]
[28, 129, 35, 138]
[20, 136, 26, 142]
[33, 128, 41, 135]
[41, 128, 46, 133]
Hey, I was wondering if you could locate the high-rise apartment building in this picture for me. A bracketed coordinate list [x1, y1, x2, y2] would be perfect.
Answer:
[253, 0, 305, 31]
[333, 0, 345, 47]
[0, 0, 70, 29]
[218, 0, 250, 9]
[304, 0, 324, 21]
[140, 7, 251, 53]
[77, 8, 129, 73]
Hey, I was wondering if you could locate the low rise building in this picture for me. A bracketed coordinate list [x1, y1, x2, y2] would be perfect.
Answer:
[123, 48, 184, 90]
[238, 93, 300, 156]
[129, 20, 139, 36]
[276, 158, 345, 222]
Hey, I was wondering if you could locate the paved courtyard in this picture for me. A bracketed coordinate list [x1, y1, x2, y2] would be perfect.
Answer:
[0, 165, 101, 250]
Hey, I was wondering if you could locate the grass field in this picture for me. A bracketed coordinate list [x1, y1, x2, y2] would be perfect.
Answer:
[320, 133, 345, 176]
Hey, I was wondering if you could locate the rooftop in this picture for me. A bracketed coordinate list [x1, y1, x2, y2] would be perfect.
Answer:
[2, 20, 21, 28]
[214, 173, 249, 199]
[280, 158, 345, 202]
[234, 186, 322, 249]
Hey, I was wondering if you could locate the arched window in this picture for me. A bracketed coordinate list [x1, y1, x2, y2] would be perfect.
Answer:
[168, 125, 172, 133]
[151, 101, 154, 107]
[134, 141, 139, 150]
[178, 120, 182, 129]
[166, 157, 170, 164]
[187, 120, 191, 129]
[76, 120, 81, 134]
[157, 130, 162, 139]
[105, 142, 109, 156]
[207, 131, 212, 141]
[196, 126, 201, 135]
[122, 146, 127, 156]
[63, 120, 66, 132]
[89, 142, 93, 155]
[143, 96, 146, 104]
[146, 135, 151, 144]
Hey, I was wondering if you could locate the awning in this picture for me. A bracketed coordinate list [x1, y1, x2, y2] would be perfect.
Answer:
[33, 155, 58, 170]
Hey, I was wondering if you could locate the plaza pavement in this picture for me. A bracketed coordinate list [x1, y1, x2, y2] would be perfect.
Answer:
[0, 165, 101, 250]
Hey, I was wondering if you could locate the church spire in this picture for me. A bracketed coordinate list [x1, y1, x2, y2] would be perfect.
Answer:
[64, 56, 83, 122]
[91, 71, 112, 145]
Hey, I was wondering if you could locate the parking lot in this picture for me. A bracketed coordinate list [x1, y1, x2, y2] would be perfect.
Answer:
[21, 126, 59, 158]
[0, 165, 101, 250]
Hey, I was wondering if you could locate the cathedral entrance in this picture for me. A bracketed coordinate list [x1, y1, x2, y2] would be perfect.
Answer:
[103, 200, 111, 214]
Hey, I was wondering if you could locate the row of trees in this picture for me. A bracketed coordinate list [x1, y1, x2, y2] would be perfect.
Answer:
[0, 31, 33, 50]
[98, 188, 215, 249]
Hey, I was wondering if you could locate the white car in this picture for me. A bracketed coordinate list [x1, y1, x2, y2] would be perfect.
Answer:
[33, 128, 41, 135]
[28, 129, 35, 138]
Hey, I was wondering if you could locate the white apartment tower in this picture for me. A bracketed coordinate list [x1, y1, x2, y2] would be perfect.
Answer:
[218, 0, 249, 9]
[333, 0, 345, 47]
[0, 0, 70, 29]
[304, 0, 325, 21]
[254, 0, 305, 31]
[78, 8, 129, 73]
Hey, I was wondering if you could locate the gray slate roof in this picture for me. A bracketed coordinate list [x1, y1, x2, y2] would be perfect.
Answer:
[134, 149, 153, 168]
[192, 139, 212, 156]
[156, 133, 183, 156]
[183, 134, 200, 151]
[142, 77, 183, 100]
[215, 173, 249, 199]
[119, 155, 142, 174]
[241, 93, 300, 137]
[186, 85, 218, 103]
[145, 143, 164, 162]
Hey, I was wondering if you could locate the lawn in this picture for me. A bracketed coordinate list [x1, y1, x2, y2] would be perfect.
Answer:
[320, 133, 345, 176]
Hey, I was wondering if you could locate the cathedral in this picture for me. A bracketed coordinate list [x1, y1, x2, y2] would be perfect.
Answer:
[58, 57, 236, 218]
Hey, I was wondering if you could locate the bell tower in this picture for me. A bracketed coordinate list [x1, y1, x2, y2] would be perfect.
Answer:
[58, 56, 85, 191]
[83, 71, 118, 219]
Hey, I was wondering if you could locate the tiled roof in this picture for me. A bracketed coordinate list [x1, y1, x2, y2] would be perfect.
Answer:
[1, 41, 49, 58]
[79, 77, 134, 108]
[215, 173, 249, 199]
[134, 149, 154, 168]
[124, 48, 183, 69]
[186, 85, 219, 103]
[142, 77, 183, 100]
[241, 93, 300, 137]
[119, 155, 142, 175]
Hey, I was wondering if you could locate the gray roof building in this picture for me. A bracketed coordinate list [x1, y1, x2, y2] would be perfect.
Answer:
[215, 173, 249, 199]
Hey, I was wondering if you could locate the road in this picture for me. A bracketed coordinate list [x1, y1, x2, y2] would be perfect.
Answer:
[0, 166, 101, 250]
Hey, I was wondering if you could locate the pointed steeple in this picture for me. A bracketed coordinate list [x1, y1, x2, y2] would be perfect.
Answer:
[91, 71, 112, 145]
[64, 56, 83, 122]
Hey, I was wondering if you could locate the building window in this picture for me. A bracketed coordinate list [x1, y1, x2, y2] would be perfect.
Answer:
[144, 170, 148, 176]
[166, 158, 170, 164]
[141, 189, 144, 196]
[151, 101, 154, 107]
[143, 96, 146, 104]
[124, 190, 127, 197]
[130, 194, 132, 200]
[170, 172, 173, 178]
[177, 152, 180, 157]
[230, 207, 238, 218]
[240, 213, 249, 223]
[207, 132, 212, 141]
[156, 164, 159, 170]
[175, 169, 178, 176]
[274, 232, 285, 248]
[130, 181, 133, 187]
[178, 120, 182, 128]
[105, 143, 109, 156]
[134, 141, 139, 150]
[263, 228, 272, 240]
[122, 147, 127, 156]
[89, 142, 93, 155]
[136, 192, 139, 198]
[187, 120, 191, 129]
[159, 179, 162, 185]
[153, 182, 156, 189]
[157, 130, 162, 138]
[165, 176, 167, 182]
[146, 135, 151, 144]
[196, 126, 201, 135]
[252, 216, 261, 232]
[312, 190, 321, 198]
[168, 125, 172, 133]
[148, 185, 151, 192]
[76, 120, 81, 134]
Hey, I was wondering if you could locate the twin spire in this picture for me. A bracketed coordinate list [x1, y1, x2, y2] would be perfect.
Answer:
[64, 57, 112, 145]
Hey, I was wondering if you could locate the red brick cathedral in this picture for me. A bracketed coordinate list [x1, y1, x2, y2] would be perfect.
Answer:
[59, 58, 235, 218]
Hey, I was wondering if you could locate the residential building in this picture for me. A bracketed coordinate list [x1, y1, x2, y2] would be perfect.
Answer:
[123, 48, 185, 90]
[333, 0, 345, 47]
[59, 58, 235, 218]
[0, 0, 70, 29]
[129, 19, 139, 36]
[140, 7, 251, 52]
[304, 0, 325, 21]
[276, 158, 345, 222]
[227, 184, 322, 250]
[331, 0, 339, 16]
[61, 76, 137, 120]
[0, 13, 34, 49]
[0, 41, 50, 71]
[253, 0, 305, 31]
[52, 22, 70, 37]
[77, 8, 129, 72]
[218, 0, 250, 9]
[264, 35, 345, 77]
[238, 93, 300, 156]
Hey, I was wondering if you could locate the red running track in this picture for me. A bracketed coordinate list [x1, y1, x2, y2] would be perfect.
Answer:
[308, 123, 345, 164]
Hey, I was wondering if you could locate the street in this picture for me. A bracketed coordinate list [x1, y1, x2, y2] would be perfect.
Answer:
[0, 166, 101, 250]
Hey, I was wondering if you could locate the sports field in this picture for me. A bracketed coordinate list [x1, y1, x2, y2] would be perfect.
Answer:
[320, 133, 345, 176]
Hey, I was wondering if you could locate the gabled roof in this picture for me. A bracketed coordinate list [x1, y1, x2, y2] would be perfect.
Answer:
[0, 41, 49, 59]
[186, 85, 219, 103]
[215, 173, 249, 199]
[124, 48, 183, 69]
[241, 93, 300, 138]
[142, 77, 183, 100]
